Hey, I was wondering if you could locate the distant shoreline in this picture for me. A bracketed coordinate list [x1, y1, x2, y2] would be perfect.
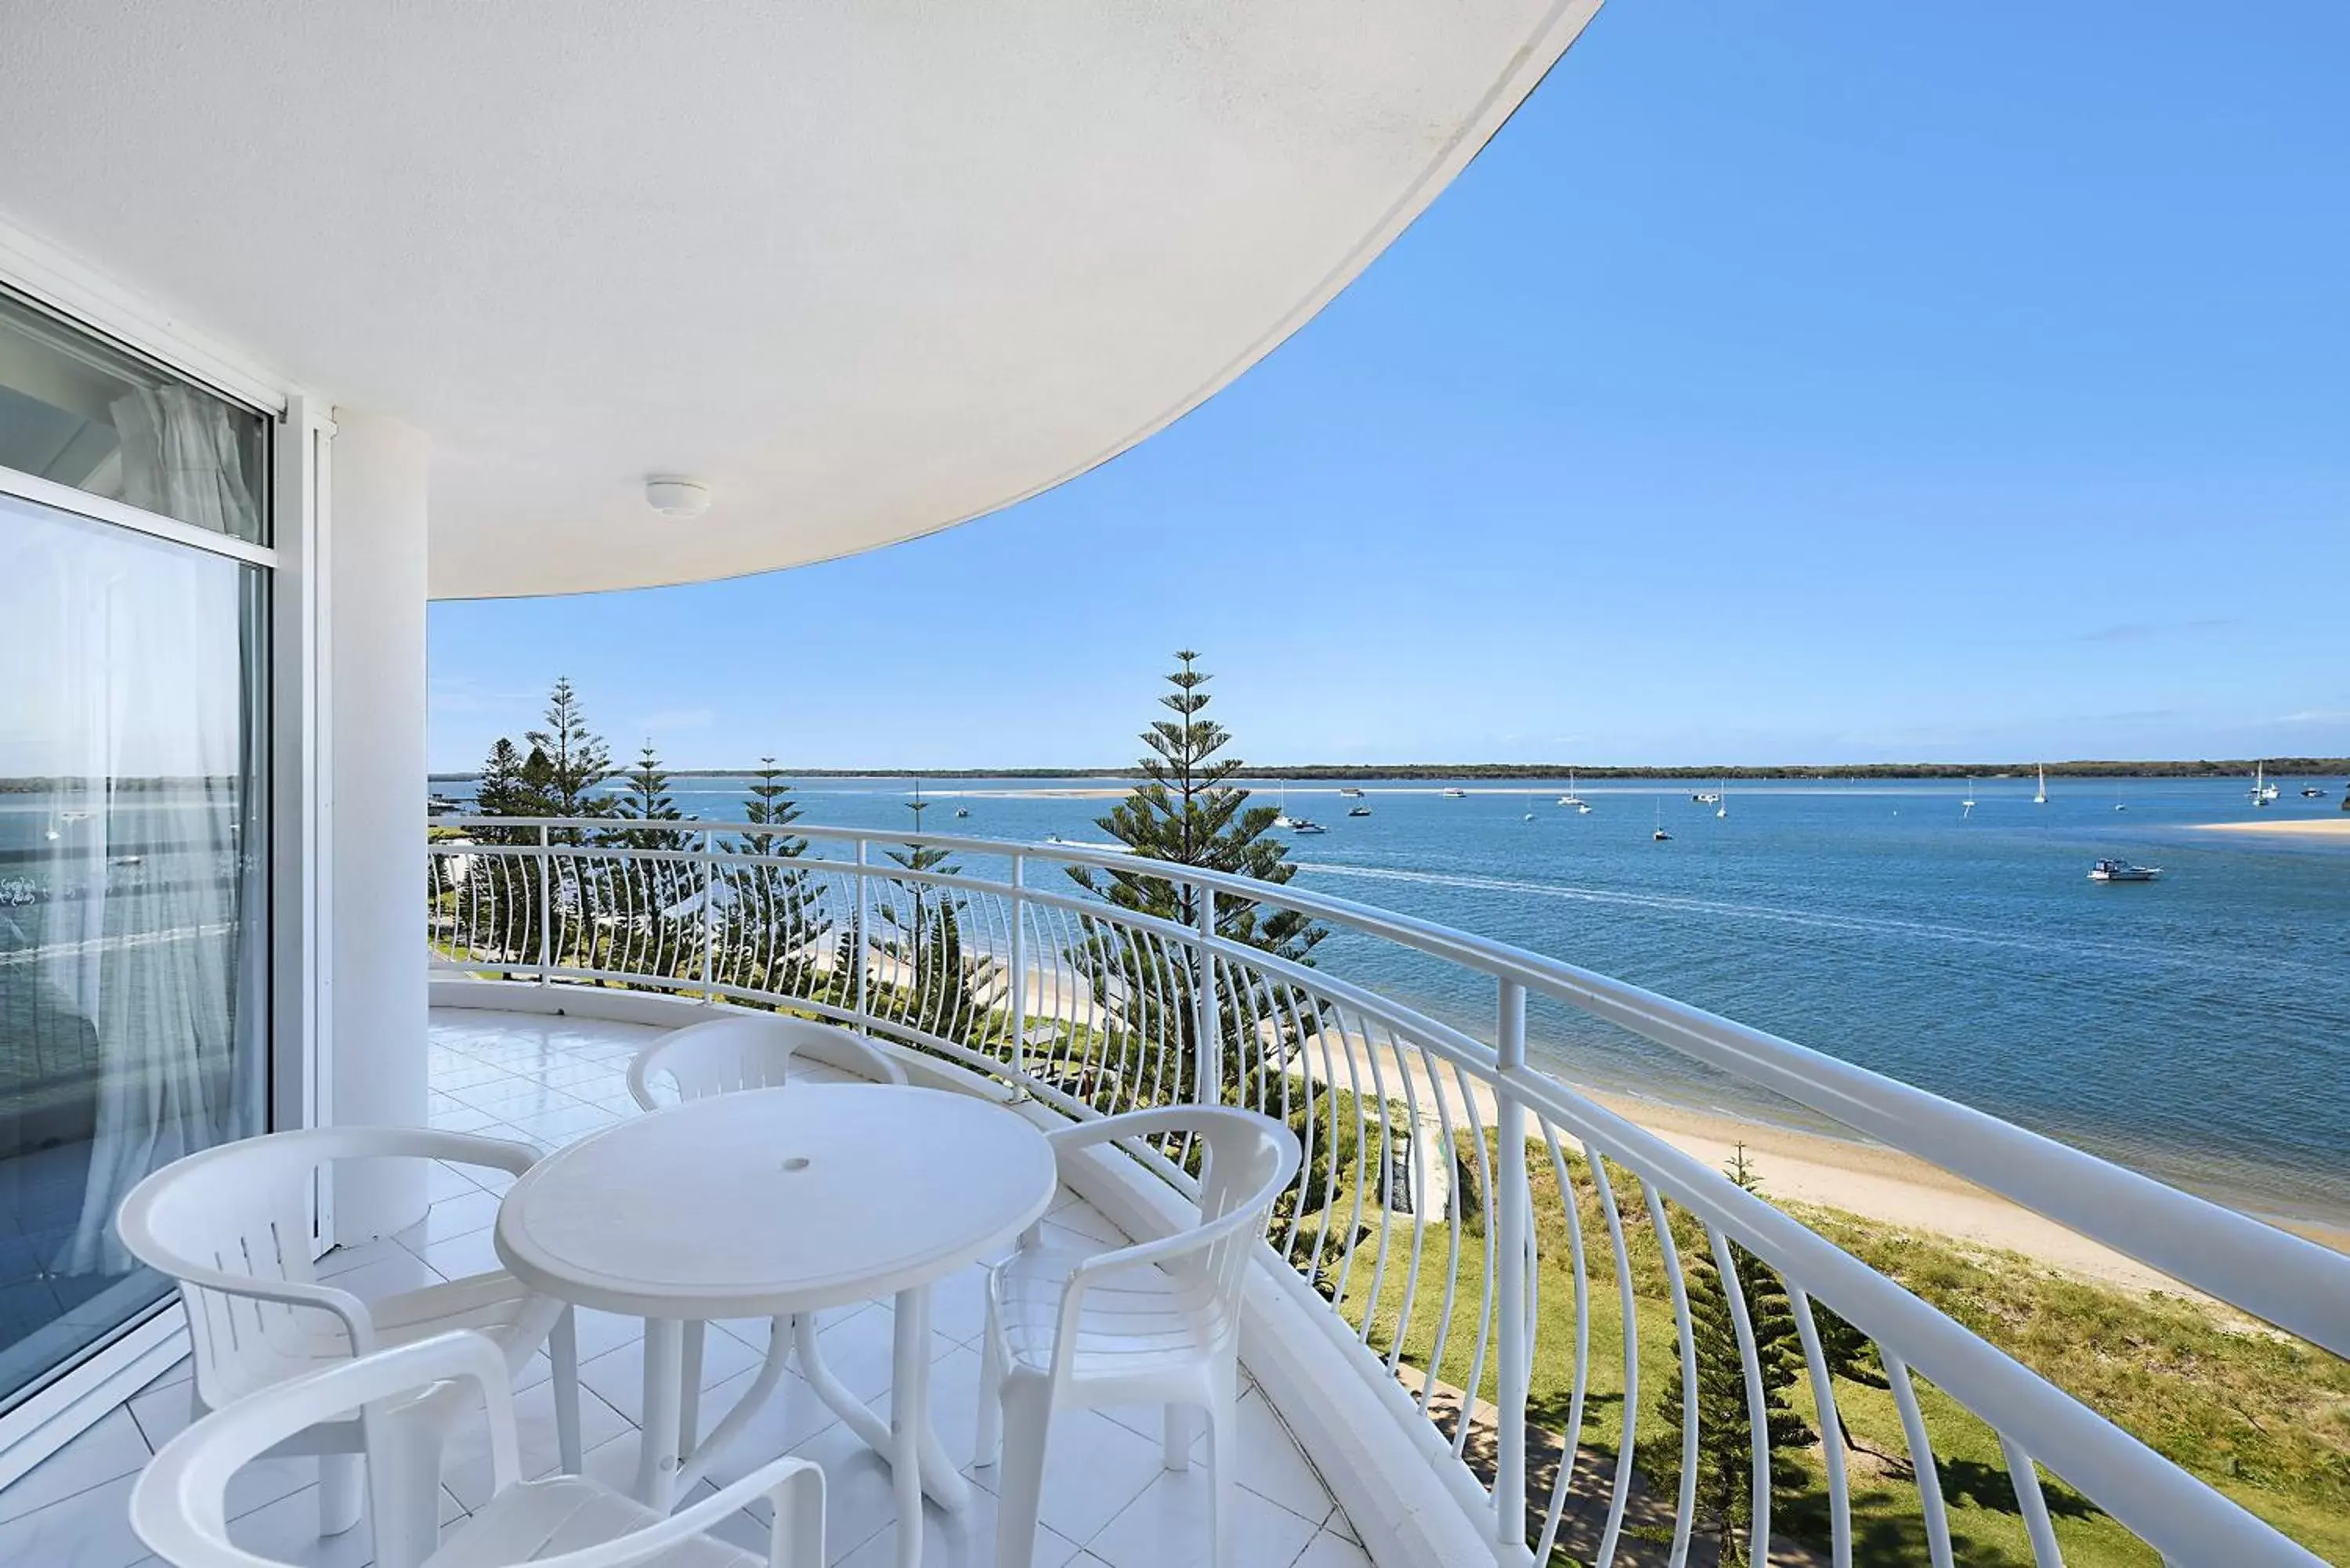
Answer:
[425, 757, 2350, 784]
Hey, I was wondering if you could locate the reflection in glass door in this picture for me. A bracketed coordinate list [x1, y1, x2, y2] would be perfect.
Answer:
[0, 490, 269, 1414]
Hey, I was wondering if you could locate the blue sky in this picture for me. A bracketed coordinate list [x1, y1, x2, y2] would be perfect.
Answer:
[430, 2, 2350, 771]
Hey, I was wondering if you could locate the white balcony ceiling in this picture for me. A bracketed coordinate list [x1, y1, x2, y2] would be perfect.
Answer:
[0, 2, 1599, 598]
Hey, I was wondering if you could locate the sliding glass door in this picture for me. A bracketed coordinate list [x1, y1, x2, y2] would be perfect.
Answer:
[0, 291, 271, 1415]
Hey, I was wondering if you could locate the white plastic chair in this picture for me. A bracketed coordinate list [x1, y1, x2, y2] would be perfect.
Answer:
[118, 1129, 584, 1568]
[132, 1329, 823, 1568]
[627, 1013, 909, 1112]
[973, 1107, 1301, 1568]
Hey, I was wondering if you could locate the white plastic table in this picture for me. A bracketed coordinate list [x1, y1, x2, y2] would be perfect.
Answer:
[494, 1082, 1057, 1568]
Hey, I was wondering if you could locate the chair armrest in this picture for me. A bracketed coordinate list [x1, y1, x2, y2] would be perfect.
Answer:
[525, 1456, 826, 1568]
[172, 1269, 378, 1356]
[1065, 1200, 1270, 1283]
[392, 1128, 547, 1177]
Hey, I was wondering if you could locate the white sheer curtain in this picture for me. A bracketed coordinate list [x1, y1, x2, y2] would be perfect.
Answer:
[110, 386, 262, 542]
[19, 395, 263, 1275]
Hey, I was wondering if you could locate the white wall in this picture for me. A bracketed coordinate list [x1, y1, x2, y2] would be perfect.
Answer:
[324, 410, 431, 1242]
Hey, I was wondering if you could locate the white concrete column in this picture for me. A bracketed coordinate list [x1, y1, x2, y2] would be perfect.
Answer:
[323, 410, 431, 1244]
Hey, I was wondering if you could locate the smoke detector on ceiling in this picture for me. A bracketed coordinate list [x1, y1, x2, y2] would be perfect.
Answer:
[645, 476, 711, 518]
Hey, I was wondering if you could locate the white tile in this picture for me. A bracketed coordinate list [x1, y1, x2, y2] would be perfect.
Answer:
[422, 1160, 481, 1204]
[1086, 1469, 1321, 1568]
[1224, 1389, 1332, 1527]
[0, 1408, 150, 1526]
[1289, 1530, 1371, 1568]
[134, 1357, 191, 1396]
[316, 1237, 411, 1280]
[220, 1483, 381, 1568]
[426, 1104, 503, 1134]
[503, 1103, 621, 1147]
[1045, 1201, 1127, 1246]
[576, 1325, 768, 1425]
[778, 1420, 907, 1566]
[689, 1364, 848, 1487]
[324, 1249, 450, 1303]
[799, 1302, 962, 1404]
[968, 1407, 1163, 1547]
[392, 1189, 503, 1252]
[439, 1379, 633, 1512]
[0, 1474, 146, 1568]
[411, 1227, 504, 1282]
[124, 1384, 316, 1523]
[927, 1265, 991, 1346]
[126, 1378, 201, 1450]
[833, 1483, 1083, 1568]
[907, 1346, 990, 1479]
[569, 1307, 655, 1364]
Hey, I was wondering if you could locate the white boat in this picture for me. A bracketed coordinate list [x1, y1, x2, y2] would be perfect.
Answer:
[2302, 786, 2328, 798]
[1441, 787, 1467, 799]
[1558, 768, 1591, 813]
[2034, 764, 2048, 805]
[2088, 858, 2160, 883]
[2251, 762, 2278, 805]
[1288, 818, 1328, 835]
[1338, 786, 1365, 798]
[1690, 790, 1719, 805]
[1652, 800, 1671, 842]
[1716, 786, 1726, 821]
[1347, 804, 1372, 817]
[954, 807, 969, 818]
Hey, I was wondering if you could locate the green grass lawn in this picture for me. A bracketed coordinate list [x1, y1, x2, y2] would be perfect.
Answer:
[1307, 1130, 2350, 1566]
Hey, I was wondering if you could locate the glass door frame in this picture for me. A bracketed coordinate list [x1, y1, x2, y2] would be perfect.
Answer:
[0, 251, 327, 1482]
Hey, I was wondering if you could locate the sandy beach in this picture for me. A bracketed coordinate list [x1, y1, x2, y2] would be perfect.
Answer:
[2196, 818, 2350, 838]
[841, 938, 2347, 1302]
[1282, 1028, 2347, 1299]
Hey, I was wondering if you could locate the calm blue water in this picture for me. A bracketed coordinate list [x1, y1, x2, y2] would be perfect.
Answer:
[439, 773, 2350, 1224]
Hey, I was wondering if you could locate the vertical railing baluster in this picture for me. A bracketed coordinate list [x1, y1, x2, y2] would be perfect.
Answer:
[1495, 978, 1530, 1556]
[1192, 885, 1220, 1107]
[853, 838, 870, 1033]
[1008, 853, 1029, 1091]
[698, 827, 717, 1001]
[536, 823, 552, 984]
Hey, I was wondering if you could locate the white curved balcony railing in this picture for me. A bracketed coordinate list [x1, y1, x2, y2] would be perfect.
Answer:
[425, 817, 2347, 1567]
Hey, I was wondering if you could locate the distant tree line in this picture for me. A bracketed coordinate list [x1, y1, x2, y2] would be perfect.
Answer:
[427, 757, 2350, 786]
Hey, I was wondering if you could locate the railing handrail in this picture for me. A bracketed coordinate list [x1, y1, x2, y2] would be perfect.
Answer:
[431, 815, 2350, 1360]
[426, 818, 2339, 1563]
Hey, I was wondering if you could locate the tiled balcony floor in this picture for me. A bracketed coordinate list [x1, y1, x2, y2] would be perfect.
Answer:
[0, 1007, 1365, 1568]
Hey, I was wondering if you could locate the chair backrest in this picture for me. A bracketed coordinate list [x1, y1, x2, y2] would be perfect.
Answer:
[1090, 1105, 1302, 1308]
[1175, 1107, 1301, 1306]
[132, 1332, 519, 1568]
[627, 1012, 907, 1111]
[116, 1131, 345, 1414]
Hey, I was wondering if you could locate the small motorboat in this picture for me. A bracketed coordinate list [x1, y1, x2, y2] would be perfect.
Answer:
[2088, 858, 2161, 883]
[2302, 786, 2328, 798]
[1441, 787, 1467, 799]
[1691, 791, 1719, 805]
[1287, 818, 1328, 835]
[1347, 805, 1372, 818]
[1338, 786, 1365, 798]
[954, 807, 970, 818]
